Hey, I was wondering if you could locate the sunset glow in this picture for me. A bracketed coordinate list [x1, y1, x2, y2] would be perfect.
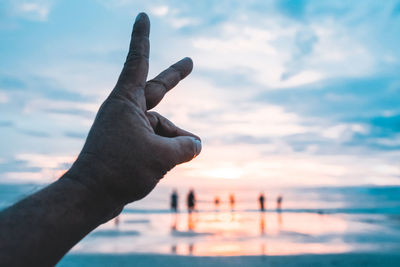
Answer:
[1, 1, 400, 187]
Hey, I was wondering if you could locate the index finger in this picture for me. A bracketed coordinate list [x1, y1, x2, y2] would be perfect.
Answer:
[115, 13, 150, 93]
[145, 57, 193, 110]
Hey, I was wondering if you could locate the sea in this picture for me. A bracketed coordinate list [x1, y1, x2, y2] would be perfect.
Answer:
[1, 183, 400, 256]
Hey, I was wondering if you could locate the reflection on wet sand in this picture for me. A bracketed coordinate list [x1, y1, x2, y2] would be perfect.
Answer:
[74, 210, 386, 257]
[162, 208, 357, 256]
[188, 213, 196, 231]
[260, 243, 266, 256]
[171, 244, 177, 254]
[259, 212, 266, 235]
[188, 243, 194, 255]
[67, 187, 400, 257]
[277, 211, 283, 229]
[171, 212, 179, 231]
[165, 211, 354, 256]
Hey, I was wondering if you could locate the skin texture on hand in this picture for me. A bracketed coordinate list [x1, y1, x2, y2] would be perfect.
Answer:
[0, 12, 201, 267]
[65, 12, 201, 207]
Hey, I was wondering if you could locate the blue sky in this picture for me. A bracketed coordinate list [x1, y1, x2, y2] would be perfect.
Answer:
[1, 0, 400, 186]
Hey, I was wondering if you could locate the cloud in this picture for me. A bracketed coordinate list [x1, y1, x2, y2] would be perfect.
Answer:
[0, 76, 25, 89]
[18, 128, 49, 138]
[189, 15, 377, 90]
[150, 5, 169, 16]
[282, 29, 318, 80]
[178, 141, 400, 186]
[0, 74, 90, 102]
[64, 131, 87, 139]
[252, 74, 400, 154]
[0, 153, 75, 183]
[2, 0, 400, 185]
[0, 121, 13, 127]
[0, 159, 41, 174]
[0, 91, 8, 104]
[0, 120, 50, 138]
[43, 107, 95, 119]
[13, 1, 52, 21]
[256, 75, 400, 120]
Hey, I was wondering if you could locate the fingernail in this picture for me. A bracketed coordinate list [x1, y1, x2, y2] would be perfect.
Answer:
[135, 12, 146, 23]
[183, 57, 193, 63]
[193, 138, 202, 157]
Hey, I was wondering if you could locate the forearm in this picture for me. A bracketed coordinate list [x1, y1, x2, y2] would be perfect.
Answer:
[0, 12, 200, 267]
[0, 176, 118, 266]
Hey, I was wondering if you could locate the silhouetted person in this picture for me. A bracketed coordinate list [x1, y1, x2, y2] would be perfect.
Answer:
[187, 189, 196, 213]
[276, 195, 283, 211]
[229, 193, 235, 211]
[171, 189, 178, 212]
[214, 196, 220, 210]
[259, 193, 266, 212]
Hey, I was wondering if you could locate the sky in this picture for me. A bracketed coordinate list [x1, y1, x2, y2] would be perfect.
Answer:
[1, 0, 400, 187]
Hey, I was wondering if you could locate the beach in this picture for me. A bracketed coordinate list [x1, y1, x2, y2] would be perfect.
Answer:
[2, 184, 400, 266]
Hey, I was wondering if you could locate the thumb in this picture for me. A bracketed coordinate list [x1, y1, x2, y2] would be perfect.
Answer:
[167, 136, 202, 166]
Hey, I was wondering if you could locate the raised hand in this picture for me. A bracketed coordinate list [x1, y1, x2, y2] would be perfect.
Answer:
[65, 12, 201, 209]
[0, 13, 201, 266]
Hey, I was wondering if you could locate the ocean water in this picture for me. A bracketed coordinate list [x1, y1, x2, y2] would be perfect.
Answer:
[1, 183, 400, 256]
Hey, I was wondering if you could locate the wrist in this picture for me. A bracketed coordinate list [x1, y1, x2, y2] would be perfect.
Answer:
[61, 154, 123, 223]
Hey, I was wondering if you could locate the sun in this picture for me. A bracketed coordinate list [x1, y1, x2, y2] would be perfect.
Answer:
[203, 167, 243, 179]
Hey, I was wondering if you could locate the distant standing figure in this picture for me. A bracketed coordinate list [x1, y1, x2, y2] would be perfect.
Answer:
[187, 189, 196, 213]
[276, 195, 283, 211]
[214, 196, 220, 210]
[229, 194, 235, 210]
[171, 189, 178, 212]
[259, 193, 266, 212]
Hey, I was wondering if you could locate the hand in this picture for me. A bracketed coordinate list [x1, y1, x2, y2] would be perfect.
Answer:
[64, 13, 201, 209]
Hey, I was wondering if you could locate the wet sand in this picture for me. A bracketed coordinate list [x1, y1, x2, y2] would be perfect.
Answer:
[69, 211, 400, 256]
